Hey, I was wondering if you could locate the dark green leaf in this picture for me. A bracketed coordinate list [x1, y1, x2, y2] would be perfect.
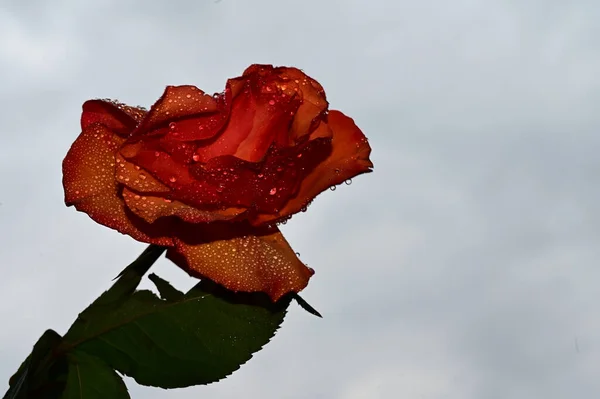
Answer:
[148, 273, 184, 301]
[61, 278, 290, 388]
[60, 351, 129, 399]
[292, 293, 323, 318]
[4, 329, 66, 399]
[102, 245, 166, 305]
[67, 245, 165, 330]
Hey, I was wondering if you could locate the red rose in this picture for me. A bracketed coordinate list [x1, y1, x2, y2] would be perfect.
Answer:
[63, 64, 373, 300]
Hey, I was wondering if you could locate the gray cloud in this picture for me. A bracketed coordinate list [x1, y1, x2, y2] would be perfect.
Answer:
[1, 0, 599, 398]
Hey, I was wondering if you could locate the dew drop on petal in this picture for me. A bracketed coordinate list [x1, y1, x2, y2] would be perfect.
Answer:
[345, 179, 353, 185]
[169, 176, 177, 183]
[169, 122, 176, 130]
[268, 99, 275, 105]
[269, 187, 277, 195]
[330, 186, 337, 191]
[192, 154, 200, 162]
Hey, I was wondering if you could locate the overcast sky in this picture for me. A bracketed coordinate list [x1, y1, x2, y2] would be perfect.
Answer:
[1, 0, 600, 398]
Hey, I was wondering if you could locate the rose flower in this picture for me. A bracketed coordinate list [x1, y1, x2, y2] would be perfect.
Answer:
[63, 64, 373, 301]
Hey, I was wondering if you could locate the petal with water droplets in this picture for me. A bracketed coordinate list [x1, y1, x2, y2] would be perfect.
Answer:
[166, 223, 313, 301]
[63, 124, 171, 246]
[252, 111, 372, 225]
[194, 70, 301, 163]
[81, 100, 145, 136]
[130, 85, 226, 141]
[122, 187, 245, 224]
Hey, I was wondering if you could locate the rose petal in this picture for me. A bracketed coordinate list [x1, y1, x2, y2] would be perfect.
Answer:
[281, 68, 329, 142]
[63, 124, 171, 246]
[81, 100, 145, 136]
[130, 86, 226, 141]
[166, 223, 314, 301]
[122, 187, 245, 224]
[251, 110, 372, 225]
[114, 152, 171, 194]
[193, 75, 301, 163]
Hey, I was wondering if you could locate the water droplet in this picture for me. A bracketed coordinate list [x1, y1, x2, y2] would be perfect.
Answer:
[154, 151, 160, 157]
[192, 154, 200, 162]
[198, 125, 204, 131]
[257, 173, 264, 179]
[276, 166, 283, 172]
[269, 188, 277, 195]
[169, 122, 176, 130]
[134, 165, 140, 170]
[134, 195, 141, 200]
[186, 94, 191, 98]
[330, 186, 337, 191]
[169, 176, 177, 183]
[297, 153, 303, 158]
[164, 198, 172, 203]
[139, 174, 146, 180]
[345, 179, 352, 185]
[295, 252, 300, 256]
[334, 168, 341, 174]
[268, 99, 275, 105]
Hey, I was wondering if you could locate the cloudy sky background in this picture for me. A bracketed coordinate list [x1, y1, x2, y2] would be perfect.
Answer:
[1, 0, 599, 398]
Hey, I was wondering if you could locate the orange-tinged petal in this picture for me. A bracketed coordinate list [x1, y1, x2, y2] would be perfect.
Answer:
[81, 100, 145, 136]
[63, 124, 171, 246]
[251, 110, 372, 225]
[194, 75, 300, 163]
[282, 68, 329, 142]
[166, 223, 314, 301]
[114, 153, 171, 194]
[122, 187, 245, 224]
[130, 85, 226, 141]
